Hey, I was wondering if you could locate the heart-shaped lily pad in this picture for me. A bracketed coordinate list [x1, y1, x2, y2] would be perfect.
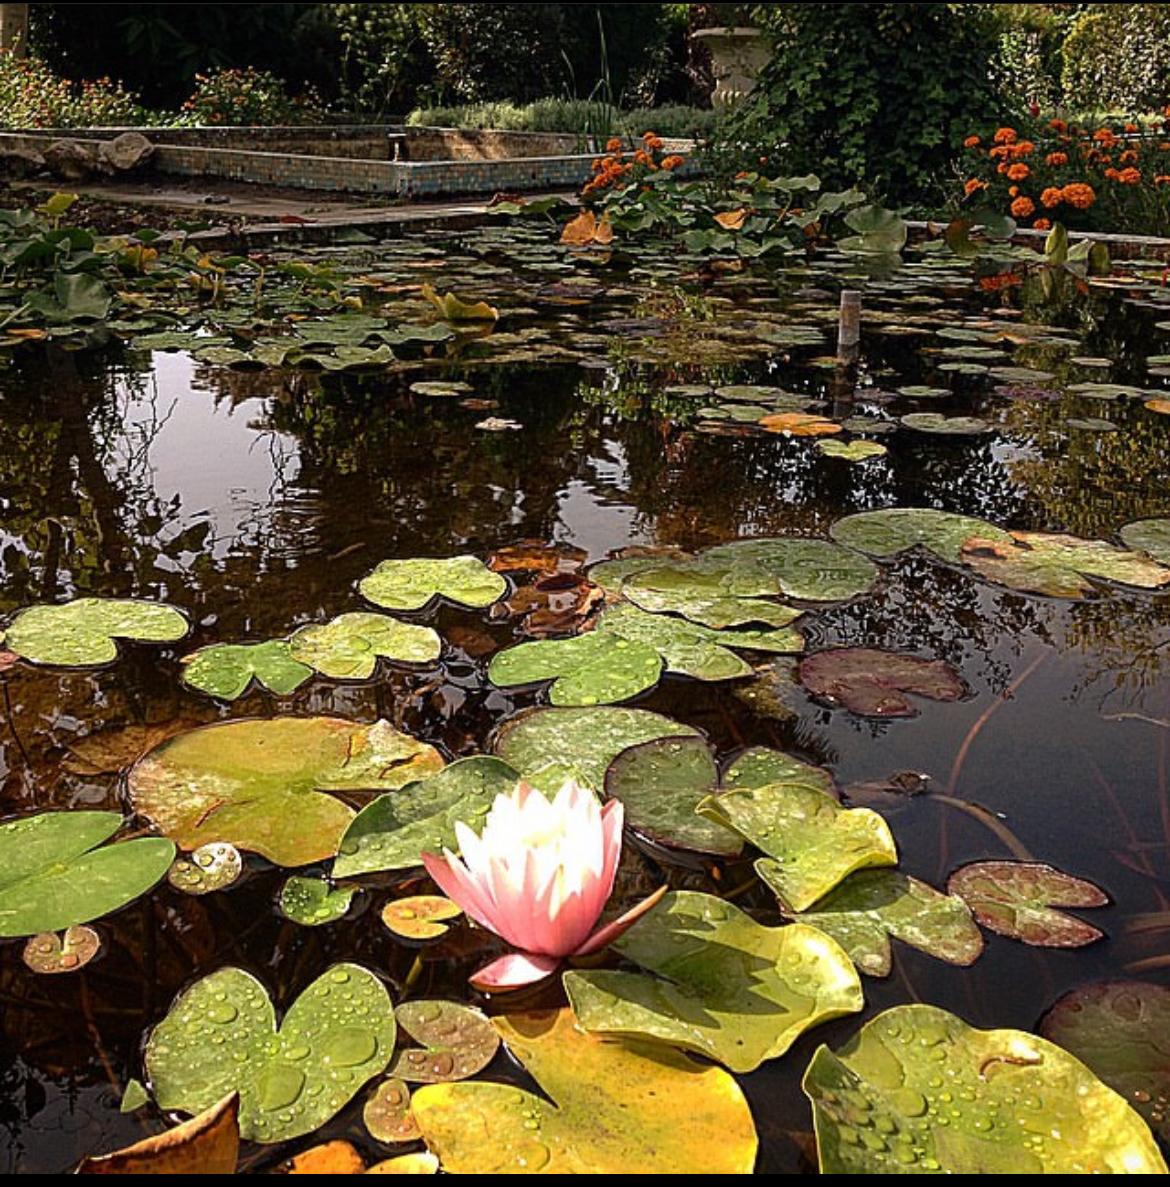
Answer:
[129, 717, 445, 866]
[618, 564, 802, 629]
[280, 875, 355, 925]
[382, 895, 462, 940]
[817, 439, 888, 462]
[700, 537, 878, 602]
[181, 640, 313, 701]
[22, 924, 101, 974]
[1119, 518, 1170, 564]
[410, 1007, 758, 1173]
[146, 964, 396, 1143]
[830, 507, 1011, 563]
[787, 869, 984, 976]
[798, 648, 966, 717]
[359, 556, 507, 612]
[947, 860, 1108, 947]
[5, 597, 189, 666]
[333, 756, 520, 878]
[802, 1003, 1167, 1173]
[364, 1078, 421, 1143]
[1039, 980, 1170, 1142]
[389, 1000, 500, 1083]
[492, 706, 701, 793]
[565, 890, 862, 1073]
[603, 736, 744, 856]
[167, 841, 243, 895]
[288, 613, 440, 679]
[0, 811, 175, 936]
[900, 412, 990, 435]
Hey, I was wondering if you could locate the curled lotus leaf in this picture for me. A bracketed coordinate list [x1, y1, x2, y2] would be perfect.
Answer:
[0, 810, 175, 937]
[360, 555, 507, 612]
[382, 895, 462, 940]
[145, 964, 396, 1144]
[364, 1078, 421, 1144]
[288, 612, 440, 679]
[5, 597, 189, 667]
[389, 1000, 500, 1084]
[786, 869, 984, 977]
[279, 875, 355, 926]
[802, 1003, 1168, 1174]
[564, 890, 862, 1073]
[420, 284, 498, 322]
[699, 536, 878, 602]
[618, 564, 803, 629]
[129, 717, 445, 867]
[181, 640, 313, 701]
[410, 1007, 758, 1173]
[947, 860, 1108, 947]
[798, 647, 966, 718]
[492, 706, 700, 793]
[1119, 518, 1170, 566]
[1039, 980, 1170, 1142]
[830, 507, 1011, 564]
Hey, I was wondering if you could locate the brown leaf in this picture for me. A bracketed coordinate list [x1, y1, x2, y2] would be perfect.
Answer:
[288, 1140, 366, 1174]
[560, 210, 614, 246]
[714, 208, 749, 230]
[488, 540, 587, 575]
[63, 718, 205, 776]
[758, 412, 842, 437]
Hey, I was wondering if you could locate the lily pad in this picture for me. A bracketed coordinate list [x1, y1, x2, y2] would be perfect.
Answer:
[167, 841, 243, 895]
[1066, 416, 1118, 432]
[333, 757, 518, 878]
[1119, 518, 1170, 565]
[364, 1078, 421, 1144]
[1039, 980, 1170, 1142]
[410, 1007, 758, 1173]
[360, 555, 507, 613]
[5, 597, 188, 666]
[831, 507, 1011, 563]
[280, 875, 355, 925]
[492, 706, 700, 792]
[421, 284, 498, 322]
[288, 613, 440, 679]
[565, 890, 861, 1073]
[382, 895, 462, 940]
[603, 736, 744, 856]
[146, 964, 397, 1144]
[788, 869, 984, 976]
[799, 648, 966, 717]
[129, 717, 445, 866]
[947, 860, 1108, 947]
[389, 1000, 500, 1084]
[181, 641, 313, 701]
[900, 412, 990, 435]
[409, 380, 472, 398]
[0, 811, 175, 936]
[802, 1003, 1167, 1173]
[619, 564, 802, 629]
[758, 411, 842, 436]
[699, 537, 878, 602]
[22, 924, 101, 974]
[817, 439, 887, 462]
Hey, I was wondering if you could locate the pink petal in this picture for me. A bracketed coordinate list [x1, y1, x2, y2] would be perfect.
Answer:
[574, 883, 667, 956]
[597, 799, 624, 903]
[470, 951, 560, 992]
[421, 851, 501, 935]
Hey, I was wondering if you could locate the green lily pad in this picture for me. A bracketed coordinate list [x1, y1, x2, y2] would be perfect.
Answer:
[288, 612, 440, 679]
[896, 385, 950, 399]
[0, 811, 175, 936]
[700, 537, 878, 602]
[798, 647, 966, 717]
[698, 768, 897, 911]
[181, 640, 313, 701]
[1066, 382, 1148, 400]
[119, 1079, 149, 1114]
[1066, 416, 1118, 432]
[167, 841, 243, 895]
[816, 439, 888, 462]
[947, 860, 1108, 947]
[603, 736, 744, 856]
[1119, 518, 1170, 565]
[830, 507, 1013, 563]
[332, 756, 518, 878]
[146, 963, 396, 1144]
[988, 365, 1055, 384]
[802, 1003, 1168, 1173]
[565, 890, 861, 1073]
[359, 555, 507, 612]
[1039, 980, 1170, 1143]
[280, 875, 355, 925]
[619, 564, 802, 629]
[5, 597, 188, 666]
[492, 706, 700, 792]
[389, 1000, 500, 1084]
[900, 412, 990, 435]
[788, 869, 984, 976]
[129, 716, 445, 867]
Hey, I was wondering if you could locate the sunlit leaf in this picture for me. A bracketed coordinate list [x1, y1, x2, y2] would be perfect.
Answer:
[382, 895, 462, 940]
[389, 1000, 500, 1083]
[181, 640, 313, 701]
[288, 612, 440, 679]
[5, 597, 188, 667]
[280, 875, 355, 925]
[364, 1078, 421, 1144]
[360, 555, 507, 612]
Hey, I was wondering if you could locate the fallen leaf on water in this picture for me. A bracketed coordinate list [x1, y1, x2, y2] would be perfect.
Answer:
[288, 1140, 366, 1174]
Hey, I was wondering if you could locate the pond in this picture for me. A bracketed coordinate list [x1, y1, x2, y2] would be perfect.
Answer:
[2, 219, 1170, 1173]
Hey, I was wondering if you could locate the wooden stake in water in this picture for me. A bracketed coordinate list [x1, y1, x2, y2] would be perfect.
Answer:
[837, 289, 861, 365]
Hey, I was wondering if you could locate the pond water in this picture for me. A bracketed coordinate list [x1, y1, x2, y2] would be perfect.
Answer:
[2, 222, 1170, 1172]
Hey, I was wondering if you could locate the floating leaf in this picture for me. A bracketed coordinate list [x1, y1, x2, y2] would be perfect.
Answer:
[288, 612, 440, 679]
[565, 890, 861, 1073]
[77, 1092, 240, 1175]
[1039, 980, 1170, 1142]
[364, 1078, 421, 1144]
[280, 875, 355, 925]
[0, 811, 174, 936]
[390, 1000, 500, 1083]
[1066, 416, 1118, 432]
[560, 210, 614, 246]
[700, 537, 878, 602]
[286, 1141, 366, 1174]
[830, 507, 1011, 563]
[409, 380, 472, 398]
[1119, 518, 1170, 565]
[63, 719, 203, 776]
[802, 1004, 1167, 1173]
[788, 869, 983, 977]
[618, 564, 801, 629]
[181, 640, 313, 701]
[5, 597, 188, 666]
[129, 717, 444, 866]
[420, 284, 498, 322]
[758, 411, 842, 436]
[817, 439, 887, 462]
[411, 1007, 758, 1173]
[167, 841, 243, 895]
[360, 555, 507, 613]
[119, 1079, 149, 1113]
[367, 1152, 439, 1174]
[146, 964, 396, 1143]
[382, 895, 462, 940]
[900, 412, 990, 435]
[334, 756, 517, 878]
[492, 706, 700, 792]
[798, 647, 966, 717]
[22, 924, 101, 974]
[947, 860, 1108, 947]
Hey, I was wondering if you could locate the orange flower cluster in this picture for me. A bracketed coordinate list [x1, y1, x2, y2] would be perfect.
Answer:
[580, 132, 683, 199]
[1061, 182, 1096, 209]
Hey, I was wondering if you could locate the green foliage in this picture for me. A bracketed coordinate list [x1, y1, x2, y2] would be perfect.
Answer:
[180, 67, 323, 126]
[720, 3, 1014, 203]
[0, 49, 148, 128]
[1061, 4, 1170, 112]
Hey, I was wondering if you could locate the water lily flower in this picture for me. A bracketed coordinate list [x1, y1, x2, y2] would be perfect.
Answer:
[422, 779, 665, 992]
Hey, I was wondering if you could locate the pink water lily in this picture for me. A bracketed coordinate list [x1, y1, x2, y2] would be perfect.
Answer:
[422, 778, 665, 991]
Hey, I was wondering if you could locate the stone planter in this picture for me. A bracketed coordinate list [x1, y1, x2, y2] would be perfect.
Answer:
[692, 26, 770, 109]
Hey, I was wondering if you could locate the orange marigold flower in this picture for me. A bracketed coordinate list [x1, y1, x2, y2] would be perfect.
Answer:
[1045, 151, 1068, 166]
[1033, 217, 1052, 230]
[963, 134, 981, 148]
[964, 178, 989, 197]
[605, 137, 622, 152]
[1124, 122, 1139, 133]
[1119, 149, 1138, 164]
[1116, 166, 1141, 184]
[1007, 163, 1030, 181]
[1008, 185, 1019, 197]
[1040, 186, 1063, 208]
[1061, 182, 1096, 209]
[993, 127, 1018, 144]
[1010, 196, 1036, 218]
[633, 149, 653, 166]
[989, 144, 1011, 160]
[1009, 140, 1035, 157]
[641, 131, 663, 150]
[660, 154, 684, 170]
[1048, 118, 1067, 133]
[1156, 174, 1170, 185]
[1104, 167, 1120, 180]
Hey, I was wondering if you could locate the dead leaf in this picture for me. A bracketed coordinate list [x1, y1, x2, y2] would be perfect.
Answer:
[560, 210, 614, 246]
[758, 412, 843, 437]
[288, 1140, 366, 1174]
[714, 208, 749, 230]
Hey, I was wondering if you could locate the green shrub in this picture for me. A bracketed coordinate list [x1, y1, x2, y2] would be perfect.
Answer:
[0, 49, 149, 128]
[1061, 5, 1170, 112]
